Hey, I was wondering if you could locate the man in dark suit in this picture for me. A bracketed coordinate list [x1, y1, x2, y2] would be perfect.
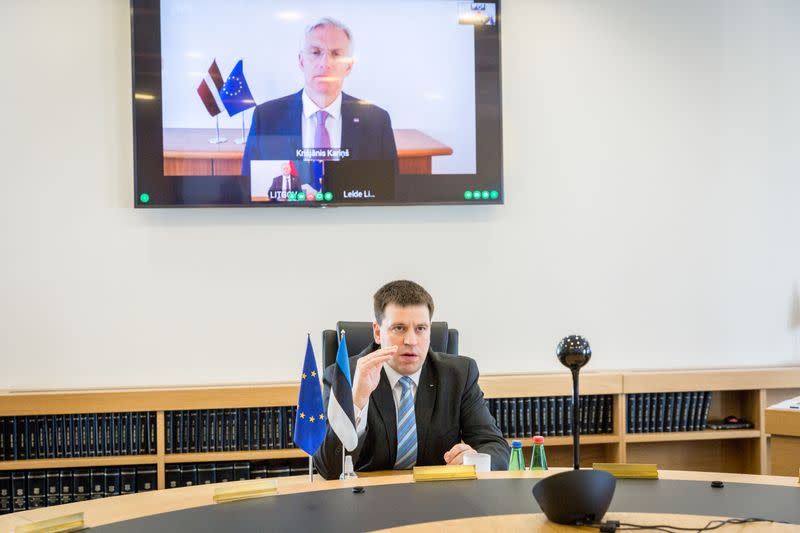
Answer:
[266, 161, 301, 201]
[314, 280, 509, 479]
[241, 18, 397, 184]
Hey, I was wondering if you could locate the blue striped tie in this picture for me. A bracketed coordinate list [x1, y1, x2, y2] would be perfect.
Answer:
[394, 376, 417, 470]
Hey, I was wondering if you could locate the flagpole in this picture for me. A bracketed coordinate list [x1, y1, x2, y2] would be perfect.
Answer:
[340, 329, 347, 478]
[209, 115, 227, 144]
[309, 455, 314, 483]
[235, 112, 246, 144]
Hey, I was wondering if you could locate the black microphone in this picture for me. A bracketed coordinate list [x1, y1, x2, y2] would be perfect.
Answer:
[556, 335, 591, 469]
[532, 335, 615, 525]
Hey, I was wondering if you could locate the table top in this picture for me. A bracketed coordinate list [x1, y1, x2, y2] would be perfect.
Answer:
[2, 470, 798, 532]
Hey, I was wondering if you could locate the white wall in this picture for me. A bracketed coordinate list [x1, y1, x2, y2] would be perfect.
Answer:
[1, 0, 798, 390]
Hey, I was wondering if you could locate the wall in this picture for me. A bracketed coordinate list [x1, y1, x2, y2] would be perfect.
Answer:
[1, 0, 798, 389]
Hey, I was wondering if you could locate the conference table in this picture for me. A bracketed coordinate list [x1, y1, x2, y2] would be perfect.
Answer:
[2, 469, 798, 532]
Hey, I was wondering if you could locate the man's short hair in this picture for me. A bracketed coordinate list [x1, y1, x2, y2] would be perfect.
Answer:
[303, 17, 353, 52]
[373, 280, 435, 324]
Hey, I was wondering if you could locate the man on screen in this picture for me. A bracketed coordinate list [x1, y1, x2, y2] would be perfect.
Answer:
[241, 18, 398, 184]
[313, 280, 509, 479]
[267, 161, 302, 201]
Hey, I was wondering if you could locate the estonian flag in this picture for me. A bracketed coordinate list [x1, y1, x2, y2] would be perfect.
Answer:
[293, 336, 326, 455]
[326, 332, 358, 451]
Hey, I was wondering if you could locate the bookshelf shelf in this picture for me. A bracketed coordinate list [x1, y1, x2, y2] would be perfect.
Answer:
[2, 365, 800, 516]
[0, 455, 158, 471]
[508, 434, 618, 447]
[164, 449, 307, 463]
[625, 429, 761, 443]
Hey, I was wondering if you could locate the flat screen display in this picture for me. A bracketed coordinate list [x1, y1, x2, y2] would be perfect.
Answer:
[131, 0, 502, 207]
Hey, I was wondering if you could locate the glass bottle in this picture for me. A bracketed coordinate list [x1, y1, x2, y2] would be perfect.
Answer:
[530, 435, 548, 470]
[508, 440, 525, 471]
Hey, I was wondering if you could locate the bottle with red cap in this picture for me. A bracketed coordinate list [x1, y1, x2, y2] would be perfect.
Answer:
[529, 435, 548, 470]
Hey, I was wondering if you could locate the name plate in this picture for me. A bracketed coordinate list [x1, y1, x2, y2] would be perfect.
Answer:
[15, 513, 85, 533]
[593, 463, 659, 479]
[412, 464, 477, 482]
[213, 479, 278, 503]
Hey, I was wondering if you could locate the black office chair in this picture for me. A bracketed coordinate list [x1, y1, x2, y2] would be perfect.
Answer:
[322, 321, 459, 369]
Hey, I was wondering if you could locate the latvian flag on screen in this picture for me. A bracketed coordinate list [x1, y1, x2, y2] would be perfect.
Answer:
[196, 59, 226, 117]
[327, 332, 358, 451]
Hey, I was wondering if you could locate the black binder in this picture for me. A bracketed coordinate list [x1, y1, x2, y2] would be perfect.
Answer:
[120, 413, 130, 456]
[250, 460, 267, 479]
[112, 413, 121, 455]
[555, 397, 564, 436]
[261, 408, 270, 450]
[197, 463, 216, 485]
[189, 411, 199, 453]
[701, 391, 712, 429]
[642, 393, 651, 433]
[201, 410, 210, 453]
[59, 470, 74, 505]
[680, 392, 692, 432]
[673, 392, 683, 432]
[175, 411, 184, 454]
[130, 413, 140, 455]
[251, 408, 260, 451]
[0, 471, 11, 514]
[225, 409, 236, 452]
[627, 394, 636, 433]
[216, 409, 225, 452]
[241, 409, 250, 451]
[540, 397, 549, 437]
[46, 470, 60, 506]
[180, 464, 197, 487]
[120, 467, 136, 495]
[105, 468, 121, 498]
[136, 465, 157, 492]
[216, 462, 233, 483]
[691, 391, 704, 431]
[140, 413, 149, 455]
[73, 469, 90, 501]
[148, 412, 157, 454]
[588, 396, 598, 434]
[594, 396, 604, 435]
[11, 472, 27, 512]
[26, 470, 45, 508]
[0, 419, 5, 461]
[90, 468, 106, 499]
[234, 462, 250, 481]
[524, 398, 533, 437]
[5, 417, 15, 460]
[165, 411, 173, 454]
[165, 464, 180, 489]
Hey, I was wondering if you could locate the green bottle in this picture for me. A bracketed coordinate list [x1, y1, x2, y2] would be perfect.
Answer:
[508, 440, 525, 471]
[530, 435, 548, 470]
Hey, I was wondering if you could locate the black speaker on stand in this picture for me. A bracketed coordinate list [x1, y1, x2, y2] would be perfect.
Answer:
[532, 335, 616, 525]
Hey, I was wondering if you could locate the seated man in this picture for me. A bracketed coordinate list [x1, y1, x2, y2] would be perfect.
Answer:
[314, 280, 509, 479]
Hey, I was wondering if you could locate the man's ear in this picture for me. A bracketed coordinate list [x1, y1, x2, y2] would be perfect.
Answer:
[372, 321, 381, 345]
[298, 52, 304, 71]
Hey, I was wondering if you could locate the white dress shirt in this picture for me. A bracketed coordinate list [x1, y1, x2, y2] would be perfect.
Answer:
[354, 364, 422, 437]
[301, 90, 343, 150]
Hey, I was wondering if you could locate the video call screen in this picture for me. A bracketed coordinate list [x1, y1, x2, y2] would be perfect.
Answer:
[131, 0, 502, 207]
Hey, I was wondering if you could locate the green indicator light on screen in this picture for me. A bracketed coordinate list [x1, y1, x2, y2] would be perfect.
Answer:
[139, 193, 150, 203]
[481, 190, 490, 199]
[316, 193, 324, 201]
[464, 190, 473, 200]
[324, 192, 333, 201]
[473, 190, 481, 199]
[490, 190, 499, 199]
[287, 192, 296, 201]
[297, 193, 306, 201]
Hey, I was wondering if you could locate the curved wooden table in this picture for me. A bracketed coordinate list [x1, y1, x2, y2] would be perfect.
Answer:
[1, 470, 797, 531]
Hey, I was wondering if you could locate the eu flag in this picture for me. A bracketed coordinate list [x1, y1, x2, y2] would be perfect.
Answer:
[293, 336, 326, 455]
[220, 60, 256, 116]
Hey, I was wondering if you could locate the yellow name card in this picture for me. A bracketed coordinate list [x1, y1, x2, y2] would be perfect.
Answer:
[412, 464, 477, 482]
[593, 463, 659, 479]
[15, 513, 85, 533]
[213, 479, 278, 503]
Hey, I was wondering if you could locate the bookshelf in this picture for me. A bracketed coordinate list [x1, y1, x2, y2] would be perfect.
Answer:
[2, 367, 800, 514]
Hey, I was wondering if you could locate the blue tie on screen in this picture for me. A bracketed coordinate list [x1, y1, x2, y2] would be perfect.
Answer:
[394, 376, 418, 469]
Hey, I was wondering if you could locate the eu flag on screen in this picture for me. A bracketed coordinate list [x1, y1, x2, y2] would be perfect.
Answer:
[220, 60, 256, 116]
[293, 336, 326, 455]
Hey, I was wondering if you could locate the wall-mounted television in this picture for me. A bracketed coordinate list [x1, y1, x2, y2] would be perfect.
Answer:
[131, 0, 502, 207]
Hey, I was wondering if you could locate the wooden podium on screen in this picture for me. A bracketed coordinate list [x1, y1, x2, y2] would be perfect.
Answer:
[163, 128, 453, 176]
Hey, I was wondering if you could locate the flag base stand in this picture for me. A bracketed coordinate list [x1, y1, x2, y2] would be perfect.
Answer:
[208, 136, 228, 144]
[233, 137, 246, 144]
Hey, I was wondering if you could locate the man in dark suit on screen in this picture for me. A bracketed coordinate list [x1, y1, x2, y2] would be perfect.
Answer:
[313, 280, 509, 479]
[241, 17, 398, 189]
[266, 161, 302, 201]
